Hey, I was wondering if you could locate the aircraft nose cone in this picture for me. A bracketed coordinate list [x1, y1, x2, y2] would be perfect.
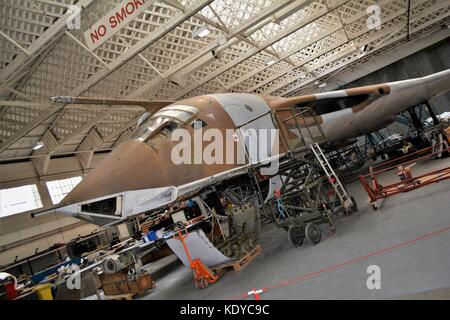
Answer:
[60, 140, 171, 206]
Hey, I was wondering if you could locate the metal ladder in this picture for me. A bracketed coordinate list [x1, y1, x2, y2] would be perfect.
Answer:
[309, 143, 353, 210]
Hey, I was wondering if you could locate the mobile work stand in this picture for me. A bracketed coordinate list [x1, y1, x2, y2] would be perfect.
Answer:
[262, 107, 357, 246]
[359, 143, 450, 210]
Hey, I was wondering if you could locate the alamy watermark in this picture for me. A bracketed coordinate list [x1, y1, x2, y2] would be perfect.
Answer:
[366, 5, 382, 31]
[66, 5, 82, 30]
[66, 265, 81, 290]
[366, 265, 381, 290]
[170, 125, 280, 175]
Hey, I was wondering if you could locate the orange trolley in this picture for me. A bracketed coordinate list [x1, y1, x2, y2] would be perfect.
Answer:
[174, 229, 221, 289]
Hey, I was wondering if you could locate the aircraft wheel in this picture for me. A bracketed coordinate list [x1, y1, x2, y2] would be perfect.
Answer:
[305, 222, 321, 245]
[371, 203, 378, 211]
[287, 225, 304, 246]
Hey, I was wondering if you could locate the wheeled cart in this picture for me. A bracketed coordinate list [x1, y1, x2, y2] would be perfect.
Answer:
[265, 107, 357, 246]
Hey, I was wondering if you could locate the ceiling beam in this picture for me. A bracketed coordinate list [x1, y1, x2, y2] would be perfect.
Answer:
[280, 9, 450, 96]
[319, 27, 450, 93]
[226, 0, 393, 92]
[263, 8, 411, 95]
[0, 0, 96, 87]
[22, 0, 213, 168]
[75, 115, 140, 169]
[0, 105, 63, 153]
[128, 0, 300, 98]
[67, 0, 214, 97]
[32, 111, 110, 175]
[172, 0, 348, 99]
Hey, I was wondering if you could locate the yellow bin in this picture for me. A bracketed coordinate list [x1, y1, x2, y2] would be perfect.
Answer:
[36, 284, 53, 300]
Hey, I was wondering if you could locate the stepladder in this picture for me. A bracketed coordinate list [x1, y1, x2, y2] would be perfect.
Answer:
[309, 143, 355, 212]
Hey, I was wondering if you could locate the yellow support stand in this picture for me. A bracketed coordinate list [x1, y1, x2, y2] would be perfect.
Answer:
[36, 284, 53, 300]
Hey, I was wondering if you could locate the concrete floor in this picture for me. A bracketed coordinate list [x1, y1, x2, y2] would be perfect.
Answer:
[141, 156, 450, 300]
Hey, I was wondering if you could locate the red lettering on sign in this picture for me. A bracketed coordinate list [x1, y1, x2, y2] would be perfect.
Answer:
[90, 30, 100, 44]
[89, 0, 149, 46]
[116, 7, 127, 23]
[125, 2, 135, 15]
[110, 16, 117, 28]
[134, 0, 145, 9]
[134, 0, 145, 8]
[89, 25, 106, 44]
[98, 25, 106, 36]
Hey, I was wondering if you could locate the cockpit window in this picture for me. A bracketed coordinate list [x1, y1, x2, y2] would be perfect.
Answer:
[191, 119, 208, 129]
[160, 121, 178, 137]
[155, 109, 193, 123]
[135, 105, 198, 142]
[137, 112, 151, 126]
[147, 121, 179, 150]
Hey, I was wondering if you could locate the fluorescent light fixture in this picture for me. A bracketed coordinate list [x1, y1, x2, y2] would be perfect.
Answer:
[193, 26, 210, 38]
[32, 141, 44, 150]
[359, 45, 368, 57]
[266, 59, 276, 66]
[318, 82, 326, 88]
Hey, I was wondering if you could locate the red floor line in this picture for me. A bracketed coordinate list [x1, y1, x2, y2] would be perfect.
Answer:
[233, 224, 450, 300]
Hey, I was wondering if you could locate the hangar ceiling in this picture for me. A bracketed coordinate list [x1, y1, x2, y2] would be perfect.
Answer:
[0, 0, 449, 184]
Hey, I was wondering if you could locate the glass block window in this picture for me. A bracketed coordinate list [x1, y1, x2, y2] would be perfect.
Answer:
[46, 176, 82, 205]
[0, 185, 43, 217]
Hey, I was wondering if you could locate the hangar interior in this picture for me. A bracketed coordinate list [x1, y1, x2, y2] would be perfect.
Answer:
[0, 0, 449, 300]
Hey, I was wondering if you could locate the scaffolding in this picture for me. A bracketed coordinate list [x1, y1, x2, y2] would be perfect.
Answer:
[252, 107, 357, 246]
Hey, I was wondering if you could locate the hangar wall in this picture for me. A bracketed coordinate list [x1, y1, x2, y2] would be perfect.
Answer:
[0, 154, 108, 267]
[0, 214, 99, 266]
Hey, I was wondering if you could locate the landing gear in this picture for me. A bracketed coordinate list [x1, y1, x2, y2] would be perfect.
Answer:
[287, 225, 304, 246]
[305, 222, 321, 245]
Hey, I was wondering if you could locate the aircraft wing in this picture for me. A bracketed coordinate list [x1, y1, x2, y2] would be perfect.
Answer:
[266, 83, 389, 112]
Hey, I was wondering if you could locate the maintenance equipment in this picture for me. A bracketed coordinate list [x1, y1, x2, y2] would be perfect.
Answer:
[258, 107, 357, 246]
[174, 228, 221, 289]
[359, 143, 450, 210]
